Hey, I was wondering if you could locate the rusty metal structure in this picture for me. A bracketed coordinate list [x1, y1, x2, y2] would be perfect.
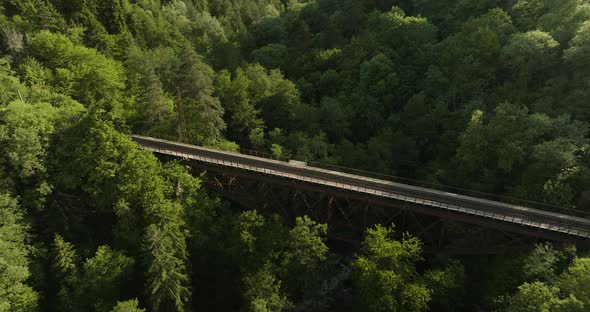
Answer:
[131, 135, 590, 253]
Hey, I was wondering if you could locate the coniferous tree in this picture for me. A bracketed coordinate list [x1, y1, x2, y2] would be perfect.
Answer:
[0, 193, 38, 312]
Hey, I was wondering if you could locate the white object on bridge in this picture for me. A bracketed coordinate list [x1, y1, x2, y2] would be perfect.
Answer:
[288, 160, 307, 166]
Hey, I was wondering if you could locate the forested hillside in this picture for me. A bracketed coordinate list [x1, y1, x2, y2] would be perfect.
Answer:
[1, 0, 590, 311]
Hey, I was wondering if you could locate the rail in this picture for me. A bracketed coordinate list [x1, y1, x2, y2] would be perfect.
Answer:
[238, 148, 588, 218]
[130, 135, 590, 239]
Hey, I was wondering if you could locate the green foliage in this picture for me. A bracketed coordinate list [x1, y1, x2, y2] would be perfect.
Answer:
[235, 211, 331, 308]
[279, 216, 328, 299]
[50, 115, 151, 215]
[78, 4, 118, 55]
[284, 216, 328, 268]
[144, 223, 190, 312]
[175, 46, 225, 145]
[50, 239, 136, 312]
[359, 53, 398, 104]
[210, 140, 240, 152]
[502, 30, 559, 69]
[48, 115, 192, 310]
[454, 103, 589, 205]
[1, 99, 55, 178]
[535, 0, 590, 45]
[556, 258, 590, 305]
[28, 31, 126, 117]
[0, 58, 84, 208]
[522, 243, 572, 283]
[125, 45, 174, 133]
[412, 0, 500, 35]
[111, 299, 145, 312]
[86, 0, 127, 35]
[243, 264, 293, 312]
[78, 246, 135, 312]
[7, 0, 67, 32]
[501, 30, 559, 94]
[249, 127, 265, 147]
[252, 44, 288, 69]
[423, 260, 465, 311]
[503, 249, 590, 312]
[237, 211, 287, 267]
[564, 21, 590, 67]
[0, 59, 23, 105]
[52, 234, 76, 276]
[215, 64, 301, 145]
[52, 234, 78, 311]
[437, 8, 515, 103]
[270, 144, 283, 159]
[353, 225, 431, 312]
[0, 193, 38, 312]
[214, 66, 263, 141]
[511, 0, 548, 30]
[2, 0, 590, 311]
[0, 94, 82, 178]
[367, 6, 438, 57]
[505, 281, 584, 312]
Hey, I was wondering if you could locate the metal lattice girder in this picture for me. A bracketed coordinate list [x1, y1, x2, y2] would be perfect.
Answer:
[134, 135, 590, 252]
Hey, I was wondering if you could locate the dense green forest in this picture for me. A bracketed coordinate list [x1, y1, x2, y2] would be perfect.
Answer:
[2, 0, 590, 311]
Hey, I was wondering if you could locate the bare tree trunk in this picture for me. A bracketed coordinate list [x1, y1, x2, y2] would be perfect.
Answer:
[176, 88, 187, 142]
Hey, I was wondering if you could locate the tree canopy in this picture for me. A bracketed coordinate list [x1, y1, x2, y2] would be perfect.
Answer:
[2, 0, 590, 311]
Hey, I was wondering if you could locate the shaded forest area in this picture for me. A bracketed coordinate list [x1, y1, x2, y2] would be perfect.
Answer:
[1, 0, 590, 311]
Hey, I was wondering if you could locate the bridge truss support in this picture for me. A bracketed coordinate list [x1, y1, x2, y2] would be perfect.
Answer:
[167, 156, 583, 255]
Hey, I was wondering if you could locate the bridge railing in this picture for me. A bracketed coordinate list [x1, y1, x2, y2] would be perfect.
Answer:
[132, 134, 590, 220]
[131, 135, 590, 237]
[233, 147, 590, 220]
[133, 138, 590, 238]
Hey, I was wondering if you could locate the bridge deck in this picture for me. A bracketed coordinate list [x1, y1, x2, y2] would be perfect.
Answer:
[131, 135, 590, 240]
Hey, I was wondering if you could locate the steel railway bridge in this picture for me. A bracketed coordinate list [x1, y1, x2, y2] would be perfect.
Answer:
[131, 135, 590, 253]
